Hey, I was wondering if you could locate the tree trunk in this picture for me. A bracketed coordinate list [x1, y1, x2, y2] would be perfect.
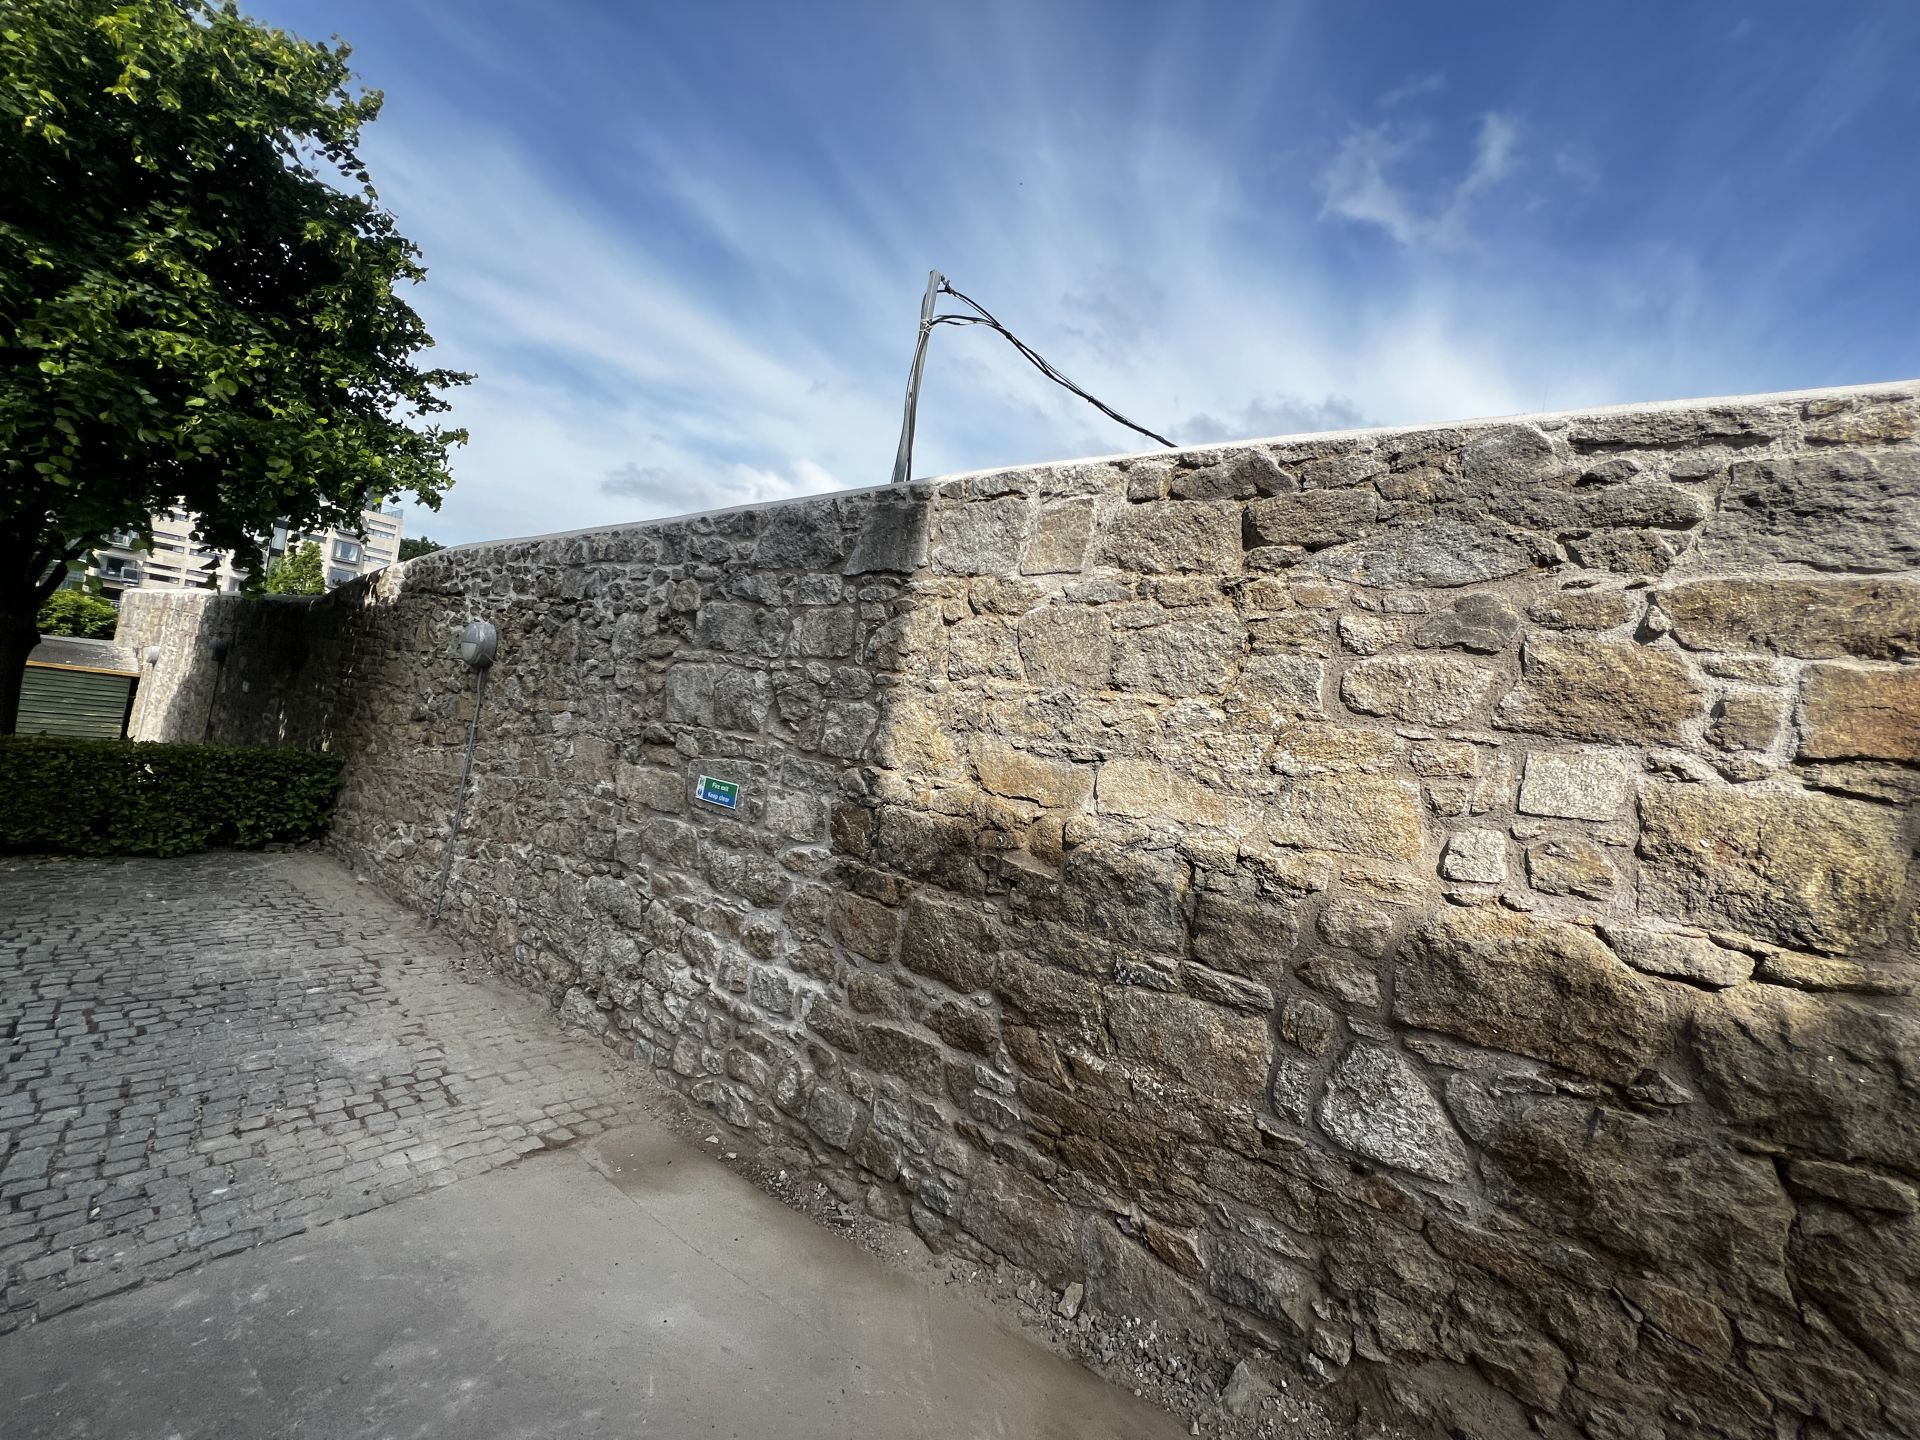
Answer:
[0, 611, 40, 737]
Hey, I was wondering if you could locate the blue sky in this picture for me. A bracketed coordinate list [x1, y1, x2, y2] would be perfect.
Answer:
[247, 1, 1920, 546]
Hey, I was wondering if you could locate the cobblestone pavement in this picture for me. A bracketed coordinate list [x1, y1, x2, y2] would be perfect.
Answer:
[0, 850, 651, 1331]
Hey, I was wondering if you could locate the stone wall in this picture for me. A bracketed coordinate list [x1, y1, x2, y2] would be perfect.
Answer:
[120, 383, 1920, 1440]
[118, 588, 349, 749]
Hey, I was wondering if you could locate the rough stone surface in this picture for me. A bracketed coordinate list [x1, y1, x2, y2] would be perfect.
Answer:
[1305, 520, 1543, 588]
[111, 382, 1920, 1440]
[1459, 424, 1559, 486]
[1018, 606, 1113, 690]
[1696, 449, 1920, 573]
[1495, 637, 1705, 744]
[933, 499, 1031, 575]
[1244, 490, 1380, 549]
[1786, 1158, 1917, 1215]
[1339, 654, 1496, 725]
[846, 500, 930, 574]
[1480, 1095, 1795, 1305]
[1295, 952, 1384, 1009]
[1098, 759, 1247, 830]
[1515, 751, 1632, 821]
[978, 741, 1094, 810]
[1690, 984, 1920, 1173]
[898, 893, 998, 992]
[1395, 907, 1667, 1083]
[1276, 996, 1338, 1057]
[1112, 614, 1245, 695]
[1659, 576, 1920, 661]
[1707, 693, 1783, 753]
[1439, 829, 1506, 883]
[1314, 898, 1400, 962]
[1798, 661, 1920, 763]
[1638, 784, 1908, 952]
[1603, 926, 1756, 988]
[1219, 1359, 1278, 1416]
[1099, 502, 1239, 574]
[1413, 593, 1521, 654]
[1021, 500, 1095, 575]
[1316, 1043, 1468, 1183]
[1526, 586, 1632, 631]
[1524, 836, 1616, 899]
[1106, 991, 1272, 1103]
[1264, 776, 1424, 860]
[956, 1163, 1078, 1284]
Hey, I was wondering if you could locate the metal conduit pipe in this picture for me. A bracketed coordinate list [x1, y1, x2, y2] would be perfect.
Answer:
[430, 620, 498, 928]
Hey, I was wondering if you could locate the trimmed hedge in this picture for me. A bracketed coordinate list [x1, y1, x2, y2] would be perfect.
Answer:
[0, 735, 346, 856]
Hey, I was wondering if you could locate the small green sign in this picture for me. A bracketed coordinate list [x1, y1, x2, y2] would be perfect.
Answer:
[695, 775, 740, 810]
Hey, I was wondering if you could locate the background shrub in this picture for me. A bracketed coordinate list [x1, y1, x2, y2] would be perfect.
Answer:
[37, 589, 121, 638]
[0, 736, 346, 856]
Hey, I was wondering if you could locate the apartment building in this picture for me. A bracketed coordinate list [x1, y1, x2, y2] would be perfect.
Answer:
[83, 504, 405, 599]
[268, 504, 405, 590]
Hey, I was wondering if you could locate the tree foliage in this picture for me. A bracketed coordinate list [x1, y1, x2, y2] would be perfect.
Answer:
[262, 539, 324, 594]
[397, 535, 442, 560]
[35, 585, 118, 636]
[0, 0, 470, 728]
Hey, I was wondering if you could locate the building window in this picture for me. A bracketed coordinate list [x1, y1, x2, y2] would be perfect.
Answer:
[333, 539, 362, 565]
[326, 567, 356, 588]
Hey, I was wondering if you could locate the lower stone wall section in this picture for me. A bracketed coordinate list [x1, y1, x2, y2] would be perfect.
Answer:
[120, 383, 1920, 1440]
[117, 588, 349, 748]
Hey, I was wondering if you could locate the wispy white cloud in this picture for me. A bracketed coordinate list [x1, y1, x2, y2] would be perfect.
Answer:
[602, 459, 834, 517]
[1378, 70, 1445, 110]
[1460, 113, 1521, 200]
[1316, 125, 1421, 245]
[1318, 111, 1522, 249]
[1179, 394, 1369, 446]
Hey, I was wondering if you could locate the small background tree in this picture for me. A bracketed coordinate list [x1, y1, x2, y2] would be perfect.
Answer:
[36, 587, 119, 638]
[398, 535, 443, 561]
[0, 0, 470, 732]
[262, 541, 325, 596]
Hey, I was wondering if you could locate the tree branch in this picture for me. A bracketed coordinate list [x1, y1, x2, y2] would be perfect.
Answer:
[28, 541, 89, 607]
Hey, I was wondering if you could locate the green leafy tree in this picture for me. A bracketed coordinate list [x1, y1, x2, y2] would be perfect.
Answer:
[397, 535, 443, 561]
[0, 0, 470, 731]
[262, 539, 324, 595]
[36, 585, 118, 637]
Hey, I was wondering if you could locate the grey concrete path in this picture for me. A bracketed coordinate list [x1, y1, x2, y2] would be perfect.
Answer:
[1, 1117, 1186, 1439]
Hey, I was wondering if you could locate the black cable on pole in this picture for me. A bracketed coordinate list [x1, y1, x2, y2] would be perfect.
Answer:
[888, 272, 1176, 484]
[935, 281, 1176, 449]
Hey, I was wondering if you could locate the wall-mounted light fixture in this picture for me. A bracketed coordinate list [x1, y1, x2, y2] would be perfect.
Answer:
[457, 620, 498, 670]
[142, 645, 161, 666]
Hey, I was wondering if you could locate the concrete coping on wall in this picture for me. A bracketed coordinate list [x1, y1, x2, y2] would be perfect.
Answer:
[412, 378, 1920, 560]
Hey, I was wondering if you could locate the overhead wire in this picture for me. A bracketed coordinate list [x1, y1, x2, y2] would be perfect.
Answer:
[926, 280, 1177, 450]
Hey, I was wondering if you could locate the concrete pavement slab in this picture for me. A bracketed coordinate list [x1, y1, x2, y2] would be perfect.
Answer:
[0, 1119, 1188, 1439]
